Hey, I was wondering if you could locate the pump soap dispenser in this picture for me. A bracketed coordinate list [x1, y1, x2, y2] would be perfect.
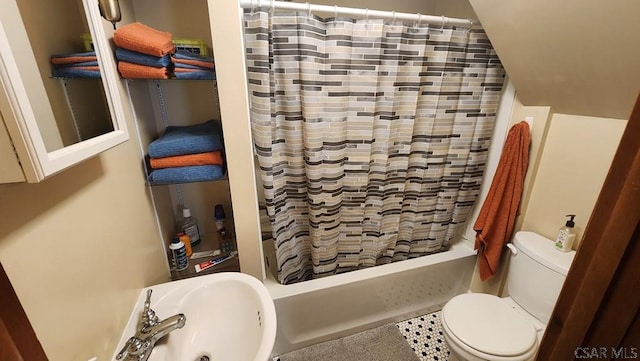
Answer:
[555, 214, 576, 252]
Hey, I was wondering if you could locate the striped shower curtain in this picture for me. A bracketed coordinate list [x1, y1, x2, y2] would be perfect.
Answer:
[244, 9, 506, 285]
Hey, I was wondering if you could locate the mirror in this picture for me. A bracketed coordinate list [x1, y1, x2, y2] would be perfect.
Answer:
[17, 0, 115, 151]
[0, 0, 129, 182]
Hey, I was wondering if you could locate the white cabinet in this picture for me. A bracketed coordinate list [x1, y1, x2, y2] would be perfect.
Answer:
[0, 0, 130, 183]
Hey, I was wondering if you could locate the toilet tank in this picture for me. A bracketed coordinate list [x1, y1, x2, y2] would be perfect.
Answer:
[507, 231, 576, 323]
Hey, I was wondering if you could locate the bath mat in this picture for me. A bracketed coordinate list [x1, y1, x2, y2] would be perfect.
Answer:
[277, 323, 421, 361]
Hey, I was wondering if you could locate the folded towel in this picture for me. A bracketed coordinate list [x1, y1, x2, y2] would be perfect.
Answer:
[150, 151, 224, 169]
[173, 69, 216, 80]
[115, 47, 172, 68]
[148, 165, 225, 185]
[173, 62, 214, 71]
[50, 51, 97, 65]
[114, 22, 175, 57]
[172, 51, 214, 69]
[54, 60, 99, 68]
[473, 121, 530, 281]
[148, 119, 223, 158]
[117, 61, 169, 79]
[173, 50, 214, 62]
[52, 66, 101, 78]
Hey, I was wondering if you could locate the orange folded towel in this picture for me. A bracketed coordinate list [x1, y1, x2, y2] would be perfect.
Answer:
[473, 121, 530, 281]
[65, 66, 100, 71]
[118, 62, 169, 79]
[172, 58, 214, 70]
[114, 22, 175, 57]
[50, 56, 98, 65]
[150, 151, 224, 169]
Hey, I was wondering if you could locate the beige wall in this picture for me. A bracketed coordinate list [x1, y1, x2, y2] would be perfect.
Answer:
[470, 96, 627, 294]
[0, 137, 168, 361]
[520, 113, 627, 247]
[295, 0, 435, 14]
[469, 0, 640, 120]
[294, 0, 479, 20]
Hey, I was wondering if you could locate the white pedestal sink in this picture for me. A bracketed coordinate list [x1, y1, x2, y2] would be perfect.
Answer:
[113, 272, 277, 361]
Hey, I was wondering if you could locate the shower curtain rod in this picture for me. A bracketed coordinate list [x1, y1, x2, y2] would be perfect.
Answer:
[239, 0, 475, 28]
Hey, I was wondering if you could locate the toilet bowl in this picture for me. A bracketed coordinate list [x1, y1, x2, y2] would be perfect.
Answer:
[441, 294, 540, 361]
[440, 232, 576, 361]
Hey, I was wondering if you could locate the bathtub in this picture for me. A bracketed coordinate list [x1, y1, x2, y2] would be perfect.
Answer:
[262, 239, 477, 356]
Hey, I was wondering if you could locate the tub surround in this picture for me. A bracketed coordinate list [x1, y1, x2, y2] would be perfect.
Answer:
[264, 240, 476, 355]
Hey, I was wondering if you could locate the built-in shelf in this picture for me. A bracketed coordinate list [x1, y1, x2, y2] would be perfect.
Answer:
[169, 233, 239, 281]
[146, 175, 229, 187]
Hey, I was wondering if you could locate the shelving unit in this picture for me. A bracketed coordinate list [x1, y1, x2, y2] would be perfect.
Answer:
[117, 0, 239, 281]
[126, 74, 237, 280]
[69, 0, 266, 281]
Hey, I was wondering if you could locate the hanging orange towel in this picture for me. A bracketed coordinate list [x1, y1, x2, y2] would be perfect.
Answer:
[113, 22, 175, 57]
[149, 151, 224, 169]
[117, 62, 169, 79]
[473, 121, 531, 281]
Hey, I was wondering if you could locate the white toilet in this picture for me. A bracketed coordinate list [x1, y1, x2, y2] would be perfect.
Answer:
[441, 231, 576, 361]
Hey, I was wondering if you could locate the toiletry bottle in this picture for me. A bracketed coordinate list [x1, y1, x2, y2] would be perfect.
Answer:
[181, 207, 201, 247]
[177, 232, 193, 257]
[555, 214, 576, 252]
[169, 237, 188, 271]
[214, 204, 233, 252]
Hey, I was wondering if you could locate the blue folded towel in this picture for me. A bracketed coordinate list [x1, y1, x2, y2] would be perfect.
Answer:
[148, 165, 225, 185]
[52, 67, 101, 79]
[115, 47, 172, 68]
[54, 60, 99, 68]
[173, 50, 214, 63]
[174, 71, 216, 80]
[173, 62, 214, 70]
[148, 119, 223, 158]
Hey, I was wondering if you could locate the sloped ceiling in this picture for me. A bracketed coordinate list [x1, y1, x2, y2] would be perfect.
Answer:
[468, 0, 640, 119]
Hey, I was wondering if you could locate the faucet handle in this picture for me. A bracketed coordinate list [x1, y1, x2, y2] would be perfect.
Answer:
[115, 336, 151, 360]
[143, 289, 152, 312]
[115, 337, 137, 360]
[141, 289, 159, 328]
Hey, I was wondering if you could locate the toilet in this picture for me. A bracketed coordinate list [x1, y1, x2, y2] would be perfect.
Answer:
[441, 231, 576, 361]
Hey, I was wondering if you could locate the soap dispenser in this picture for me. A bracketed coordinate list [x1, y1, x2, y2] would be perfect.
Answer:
[555, 214, 576, 252]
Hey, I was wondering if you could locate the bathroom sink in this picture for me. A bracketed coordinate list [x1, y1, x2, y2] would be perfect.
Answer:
[114, 272, 277, 361]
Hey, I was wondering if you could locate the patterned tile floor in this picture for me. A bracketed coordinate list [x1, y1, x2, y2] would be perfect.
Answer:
[274, 310, 450, 361]
[396, 311, 451, 361]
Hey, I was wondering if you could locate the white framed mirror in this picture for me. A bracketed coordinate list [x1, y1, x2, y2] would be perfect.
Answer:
[0, 0, 129, 183]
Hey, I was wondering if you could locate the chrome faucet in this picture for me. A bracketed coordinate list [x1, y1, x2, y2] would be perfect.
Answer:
[115, 289, 186, 361]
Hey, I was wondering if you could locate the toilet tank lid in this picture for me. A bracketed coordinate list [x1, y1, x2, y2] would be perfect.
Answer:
[514, 231, 576, 275]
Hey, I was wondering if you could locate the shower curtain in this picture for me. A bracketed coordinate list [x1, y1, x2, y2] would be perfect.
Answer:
[244, 8, 506, 285]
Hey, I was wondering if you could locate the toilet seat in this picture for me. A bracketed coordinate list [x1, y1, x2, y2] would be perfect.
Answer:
[442, 293, 538, 360]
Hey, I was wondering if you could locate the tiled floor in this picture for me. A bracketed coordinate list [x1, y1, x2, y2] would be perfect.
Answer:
[396, 311, 451, 361]
[274, 310, 451, 361]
